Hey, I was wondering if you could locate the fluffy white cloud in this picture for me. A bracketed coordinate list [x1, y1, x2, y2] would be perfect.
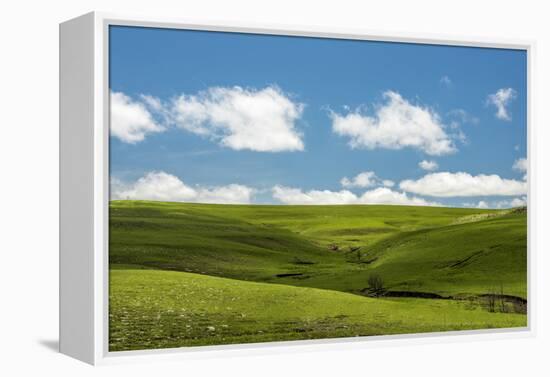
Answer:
[462, 201, 489, 209]
[476, 201, 489, 209]
[111, 171, 254, 204]
[464, 197, 527, 209]
[110, 91, 164, 143]
[495, 196, 527, 209]
[330, 91, 456, 156]
[111, 86, 304, 152]
[168, 86, 305, 152]
[272, 185, 438, 206]
[358, 187, 438, 206]
[418, 160, 438, 171]
[510, 197, 527, 207]
[340, 171, 395, 189]
[272, 186, 357, 205]
[340, 171, 378, 188]
[487, 88, 517, 121]
[400, 172, 527, 197]
[513, 157, 528, 180]
[513, 157, 527, 173]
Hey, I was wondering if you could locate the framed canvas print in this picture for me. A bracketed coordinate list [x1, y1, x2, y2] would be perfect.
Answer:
[60, 12, 533, 365]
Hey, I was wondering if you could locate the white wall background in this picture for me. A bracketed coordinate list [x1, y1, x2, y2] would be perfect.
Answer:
[0, 0, 548, 375]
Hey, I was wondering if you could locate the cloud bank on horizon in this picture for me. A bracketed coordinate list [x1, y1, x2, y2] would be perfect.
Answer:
[109, 26, 527, 209]
[111, 171, 255, 204]
[111, 167, 527, 209]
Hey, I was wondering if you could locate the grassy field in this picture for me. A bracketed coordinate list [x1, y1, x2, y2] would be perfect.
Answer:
[109, 200, 527, 351]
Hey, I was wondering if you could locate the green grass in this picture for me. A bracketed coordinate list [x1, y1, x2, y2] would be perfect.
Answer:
[110, 269, 526, 351]
[109, 200, 527, 351]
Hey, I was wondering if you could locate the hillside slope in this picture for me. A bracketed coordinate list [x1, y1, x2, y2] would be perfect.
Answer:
[109, 201, 527, 299]
[110, 269, 526, 350]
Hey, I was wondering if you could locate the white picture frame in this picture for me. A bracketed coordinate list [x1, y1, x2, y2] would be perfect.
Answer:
[59, 11, 535, 365]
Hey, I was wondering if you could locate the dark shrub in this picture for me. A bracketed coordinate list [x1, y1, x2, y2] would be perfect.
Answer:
[368, 274, 385, 295]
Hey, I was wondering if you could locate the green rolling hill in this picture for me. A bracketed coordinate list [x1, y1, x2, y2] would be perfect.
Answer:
[109, 200, 527, 350]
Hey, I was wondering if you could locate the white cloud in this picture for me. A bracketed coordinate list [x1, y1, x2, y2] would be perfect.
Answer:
[169, 86, 305, 152]
[358, 187, 438, 206]
[111, 171, 254, 204]
[448, 109, 479, 125]
[513, 157, 527, 173]
[462, 200, 490, 209]
[495, 196, 527, 209]
[340, 171, 378, 188]
[111, 86, 305, 152]
[464, 197, 527, 209]
[419, 160, 439, 171]
[272, 186, 357, 205]
[330, 91, 456, 156]
[476, 201, 489, 209]
[510, 197, 527, 207]
[513, 157, 528, 181]
[400, 172, 527, 197]
[340, 171, 395, 189]
[110, 91, 164, 143]
[272, 185, 438, 206]
[440, 75, 452, 87]
[487, 88, 517, 121]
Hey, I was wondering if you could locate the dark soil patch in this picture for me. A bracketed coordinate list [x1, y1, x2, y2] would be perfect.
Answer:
[276, 273, 304, 278]
[327, 227, 393, 236]
[384, 291, 450, 299]
[359, 289, 527, 314]
[292, 258, 316, 265]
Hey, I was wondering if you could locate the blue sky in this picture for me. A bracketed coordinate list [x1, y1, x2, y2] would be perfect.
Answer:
[109, 25, 527, 208]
